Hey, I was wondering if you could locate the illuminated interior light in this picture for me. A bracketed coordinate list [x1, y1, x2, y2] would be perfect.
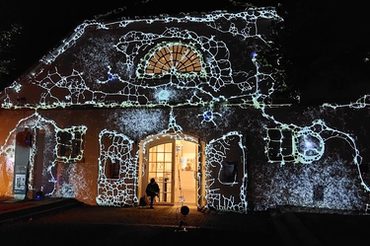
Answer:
[137, 42, 206, 78]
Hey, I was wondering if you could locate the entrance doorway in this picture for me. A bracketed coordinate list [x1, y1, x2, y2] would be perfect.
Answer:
[13, 128, 33, 200]
[141, 134, 200, 206]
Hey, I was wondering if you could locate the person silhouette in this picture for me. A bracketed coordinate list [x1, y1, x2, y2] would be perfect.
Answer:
[145, 178, 160, 208]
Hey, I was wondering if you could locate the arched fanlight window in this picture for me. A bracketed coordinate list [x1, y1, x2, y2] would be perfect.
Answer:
[138, 42, 205, 78]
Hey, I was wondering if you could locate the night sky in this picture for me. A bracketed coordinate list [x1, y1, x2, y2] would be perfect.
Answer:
[0, 0, 369, 105]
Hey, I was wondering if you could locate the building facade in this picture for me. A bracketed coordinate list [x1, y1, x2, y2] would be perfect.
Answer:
[0, 7, 369, 213]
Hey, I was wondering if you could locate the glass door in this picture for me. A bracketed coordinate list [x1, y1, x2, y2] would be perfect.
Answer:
[148, 142, 173, 203]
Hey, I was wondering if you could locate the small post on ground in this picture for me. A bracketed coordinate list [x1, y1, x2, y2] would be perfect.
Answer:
[176, 205, 190, 232]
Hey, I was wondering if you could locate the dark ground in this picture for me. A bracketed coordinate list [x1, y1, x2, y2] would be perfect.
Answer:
[1, 198, 370, 245]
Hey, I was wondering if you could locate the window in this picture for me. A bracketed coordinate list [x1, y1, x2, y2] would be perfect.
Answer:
[139, 42, 204, 78]
[219, 161, 238, 184]
[104, 159, 120, 179]
[16, 128, 33, 147]
[265, 128, 294, 163]
[148, 143, 173, 202]
[56, 126, 87, 162]
[313, 184, 324, 202]
[98, 130, 134, 181]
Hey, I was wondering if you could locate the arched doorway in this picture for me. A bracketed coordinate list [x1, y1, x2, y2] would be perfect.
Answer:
[139, 133, 202, 206]
[13, 128, 33, 200]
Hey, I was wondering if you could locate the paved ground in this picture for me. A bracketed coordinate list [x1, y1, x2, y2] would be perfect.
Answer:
[0, 198, 369, 245]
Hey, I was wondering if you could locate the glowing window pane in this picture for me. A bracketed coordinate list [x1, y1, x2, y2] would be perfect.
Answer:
[149, 162, 157, 173]
[164, 162, 172, 172]
[157, 144, 164, 152]
[165, 143, 172, 152]
[157, 153, 164, 162]
[145, 43, 202, 75]
[149, 153, 153, 162]
[165, 153, 172, 162]
[147, 141, 175, 203]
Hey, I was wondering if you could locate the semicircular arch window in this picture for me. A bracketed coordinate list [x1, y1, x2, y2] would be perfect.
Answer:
[138, 42, 205, 78]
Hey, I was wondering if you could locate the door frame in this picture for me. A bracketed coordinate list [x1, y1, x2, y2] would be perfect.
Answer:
[138, 133, 203, 206]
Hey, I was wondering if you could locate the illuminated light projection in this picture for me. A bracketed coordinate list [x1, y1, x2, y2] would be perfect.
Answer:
[262, 111, 370, 192]
[201, 110, 220, 126]
[265, 126, 325, 165]
[1, 9, 283, 110]
[205, 131, 247, 212]
[138, 42, 205, 77]
[154, 87, 177, 104]
[230, 46, 370, 210]
[319, 95, 370, 192]
[112, 109, 165, 139]
[40, 20, 110, 65]
[4, 7, 365, 212]
[244, 34, 370, 197]
[322, 94, 370, 109]
[96, 108, 200, 207]
[139, 108, 200, 205]
[223, 21, 370, 211]
[96, 129, 136, 206]
[0, 112, 87, 198]
[135, 108, 248, 212]
[1, 8, 281, 210]
[56, 126, 86, 163]
[97, 65, 120, 84]
[198, 103, 223, 126]
[253, 86, 368, 210]
[294, 127, 325, 164]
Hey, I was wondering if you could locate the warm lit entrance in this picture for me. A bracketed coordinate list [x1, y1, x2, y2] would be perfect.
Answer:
[141, 135, 199, 206]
